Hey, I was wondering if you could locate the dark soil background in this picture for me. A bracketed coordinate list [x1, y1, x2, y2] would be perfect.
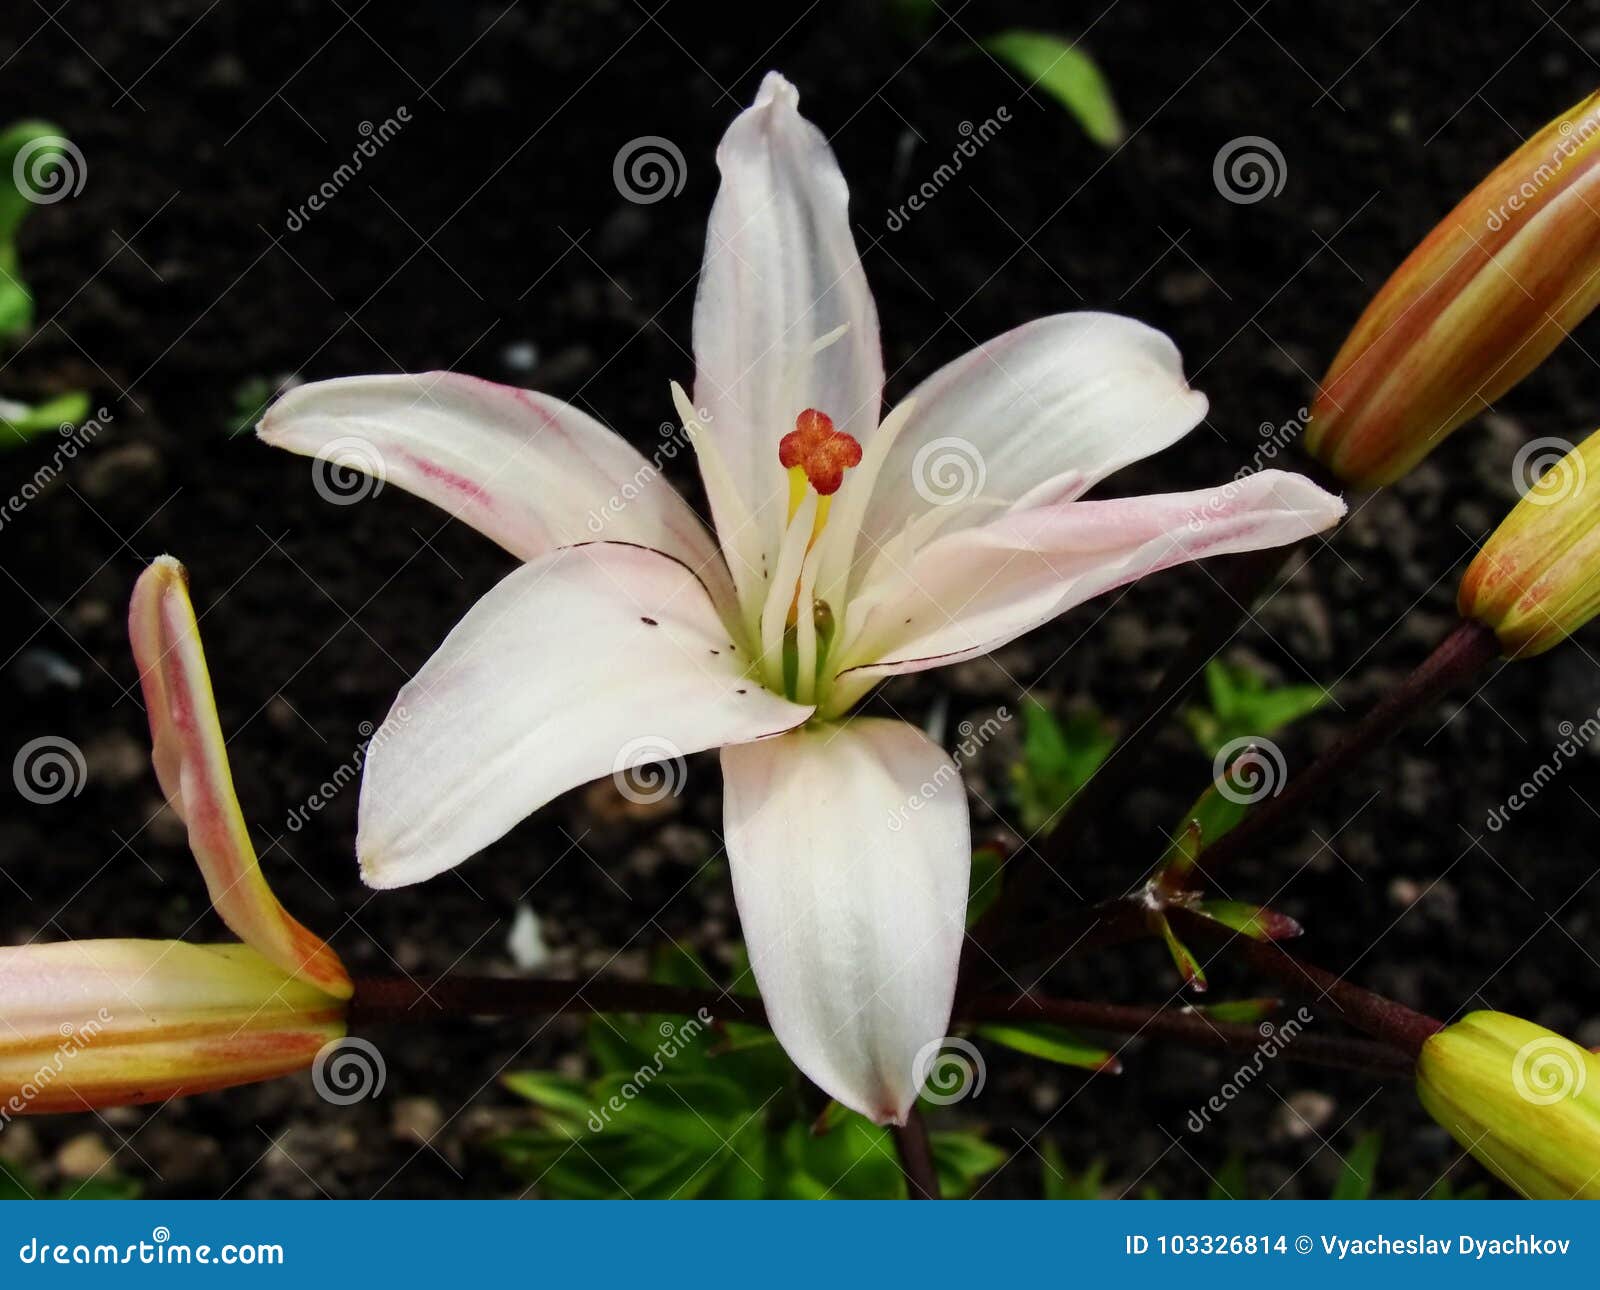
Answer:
[2, 0, 1599, 1199]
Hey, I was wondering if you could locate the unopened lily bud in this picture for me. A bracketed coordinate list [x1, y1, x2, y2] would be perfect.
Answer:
[1306, 92, 1600, 486]
[1457, 429, 1600, 657]
[0, 942, 344, 1115]
[1416, 1010, 1600, 1199]
[0, 556, 355, 1118]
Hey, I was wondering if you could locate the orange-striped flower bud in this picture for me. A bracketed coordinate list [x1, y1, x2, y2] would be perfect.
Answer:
[1307, 92, 1600, 486]
[0, 558, 352, 1115]
[0, 943, 343, 1116]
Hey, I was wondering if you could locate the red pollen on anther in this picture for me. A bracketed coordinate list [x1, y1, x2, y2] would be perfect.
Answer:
[778, 408, 863, 496]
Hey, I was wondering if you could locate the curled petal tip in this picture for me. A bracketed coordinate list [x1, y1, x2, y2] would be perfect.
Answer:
[754, 70, 799, 110]
[128, 557, 349, 997]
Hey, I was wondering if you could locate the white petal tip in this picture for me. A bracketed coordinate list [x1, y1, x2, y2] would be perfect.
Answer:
[1262, 469, 1348, 529]
[755, 70, 798, 110]
[357, 848, 406, 892]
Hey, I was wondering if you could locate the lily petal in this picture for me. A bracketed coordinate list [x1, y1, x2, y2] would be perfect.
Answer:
[834, 470, 1344, 699]
[129, 558, 352, 999]
[260, 372, 735, 617]
[0, 940, 343, 1114]
[858, 313, 1208, 559]
[720, 718, 969, 1125]
[357, 542, 813, 889]
[693, 71, 883, 559]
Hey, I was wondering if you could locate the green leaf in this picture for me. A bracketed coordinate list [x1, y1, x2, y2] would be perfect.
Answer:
[705, 1122, 770, 1199]
[583, 1012, 652, 1074]
[1424, 1176, 1490, 1200]
[228, 376, 277, 437]
[1183, 996, 1283, 1025]
[1039, 1139, 1105, 1199]
[0, 1156, 140, 1202]
[976, 1023, 1121, 1073]
[500, 1070, 595, 1130]
[586, 1072, 749, 1152]
[0, 121, 77, 342]
[985, 32, 1125, 147]
[651, 941, 716, 990]
[966, 844, 1004, 927]
[1155, 913, 1207, 992]
[62, 1176, 141, 1201]
[0, 389, 90, 449]
[779, 1115, 903, 1199]
[1331, 1130, 1383, 1200]
[0, 1158, 38, 1200]
[886, 0, 941, 34]
[930, 1131, 1006, 1197]
[1010, 697, 1114, 833]
[1183, 660, 1329, 758]
[1191, 898, 1302, 942]
[1158, 783, 1251, 886]
[1207, 1154, 1252, 1200]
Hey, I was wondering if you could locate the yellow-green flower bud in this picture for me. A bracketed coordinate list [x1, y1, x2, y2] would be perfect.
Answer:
[1416, 1010, 1600, 1198]
[1457, 429, 1600, 657]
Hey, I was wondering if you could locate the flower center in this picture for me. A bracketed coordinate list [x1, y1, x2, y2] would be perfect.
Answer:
[759, 409, 862, 704]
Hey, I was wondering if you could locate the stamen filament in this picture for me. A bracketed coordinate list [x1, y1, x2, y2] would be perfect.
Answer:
[760, 492, 818, 692]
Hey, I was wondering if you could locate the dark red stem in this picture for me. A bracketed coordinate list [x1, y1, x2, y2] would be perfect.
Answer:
[969, 544, 1295, 952]
[971, 990, 1414, 1078]
[1168, 909, 1442, 1056]
[1192, 617, 1500, 878]
[346, 972, 1417, 1079]
[347, 975, 766, 1026]
[894, 1108, 941, 1199]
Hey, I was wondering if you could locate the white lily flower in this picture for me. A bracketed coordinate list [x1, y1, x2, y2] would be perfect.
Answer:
[260, 71, 1345, 1124]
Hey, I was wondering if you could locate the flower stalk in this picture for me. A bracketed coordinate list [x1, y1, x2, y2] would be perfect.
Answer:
[1189, 617, 1500, 877]
[893, 1109, 941, 1200]
[345, 973, 1416, 1080]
